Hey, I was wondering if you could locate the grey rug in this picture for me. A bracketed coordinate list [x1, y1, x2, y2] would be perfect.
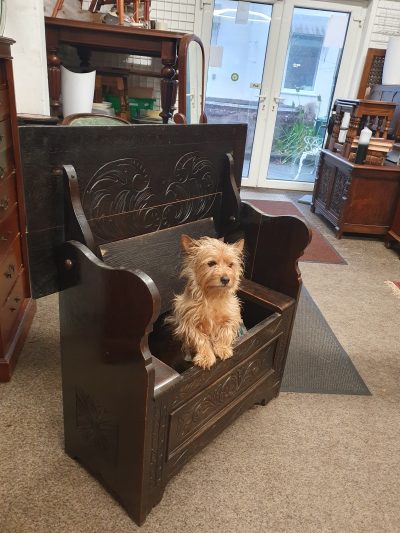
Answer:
[281, 287, 371, 395]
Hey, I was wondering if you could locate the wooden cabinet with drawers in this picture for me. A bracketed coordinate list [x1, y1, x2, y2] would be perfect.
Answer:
[0, 37, 35, 381]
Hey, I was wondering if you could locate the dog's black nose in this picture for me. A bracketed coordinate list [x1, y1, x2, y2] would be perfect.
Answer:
[220, 276, 230, 286]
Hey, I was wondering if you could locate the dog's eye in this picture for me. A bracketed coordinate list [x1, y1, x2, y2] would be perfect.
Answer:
[228, 263, 234, 268]
[207, 261, 217, 267]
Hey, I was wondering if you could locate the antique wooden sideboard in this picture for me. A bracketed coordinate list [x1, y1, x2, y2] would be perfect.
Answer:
[45, 17, 198, 123]
[0, 37, 35, 381]
[312, 149, 400, 238]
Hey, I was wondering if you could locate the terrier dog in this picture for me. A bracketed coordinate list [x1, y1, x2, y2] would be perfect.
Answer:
[169, 234, 244, 370]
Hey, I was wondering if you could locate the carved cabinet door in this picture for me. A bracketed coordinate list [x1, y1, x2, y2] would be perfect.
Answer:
[329, 169, 351, 218]
[315, 157, 335, 207]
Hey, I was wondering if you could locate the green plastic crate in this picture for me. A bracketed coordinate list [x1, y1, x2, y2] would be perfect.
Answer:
[128, 97, 156, 119]
[105, 94, 121, 113]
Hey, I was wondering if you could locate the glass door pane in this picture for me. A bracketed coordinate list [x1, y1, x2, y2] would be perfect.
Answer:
[204, 0, 272, 177]
[266, 8, 349, 183]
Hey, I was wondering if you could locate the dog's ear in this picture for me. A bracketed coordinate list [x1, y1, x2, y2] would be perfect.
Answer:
[181, 234, 196, 252]
[233, 239, 245, 253]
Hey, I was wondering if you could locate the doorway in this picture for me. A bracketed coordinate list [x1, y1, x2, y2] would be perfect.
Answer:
[198, 0, 367, 189]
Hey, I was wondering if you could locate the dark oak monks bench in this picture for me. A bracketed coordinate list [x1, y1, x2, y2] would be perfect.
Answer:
[19, 124, 311, 525]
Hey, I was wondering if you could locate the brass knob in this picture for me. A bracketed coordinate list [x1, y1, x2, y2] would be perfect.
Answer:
[65, 259, 74, 270]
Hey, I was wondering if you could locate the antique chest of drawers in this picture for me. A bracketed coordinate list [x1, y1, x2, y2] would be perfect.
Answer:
[0, 37, 35, 381]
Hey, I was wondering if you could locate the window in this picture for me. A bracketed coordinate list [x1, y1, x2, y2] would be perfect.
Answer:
[284, 32, 324, 90]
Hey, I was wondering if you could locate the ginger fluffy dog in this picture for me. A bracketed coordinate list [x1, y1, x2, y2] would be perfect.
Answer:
[169, 234, 244, 370]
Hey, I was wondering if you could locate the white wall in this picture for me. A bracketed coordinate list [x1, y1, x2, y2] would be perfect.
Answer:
[4, 0, 49, 114]
[369, 0, 400, 48]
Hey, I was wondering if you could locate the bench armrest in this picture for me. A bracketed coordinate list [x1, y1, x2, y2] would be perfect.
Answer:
[238, 278, 295, 314]
[58, 240, 161, 365]
[240, 201, 312, 300]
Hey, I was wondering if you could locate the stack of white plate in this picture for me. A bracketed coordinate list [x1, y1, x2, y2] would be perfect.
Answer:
[91, 102, 116, 116]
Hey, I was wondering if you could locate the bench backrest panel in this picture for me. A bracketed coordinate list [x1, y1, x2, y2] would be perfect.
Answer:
[19, 124, 246, 298]
[101, 218, 217, 314]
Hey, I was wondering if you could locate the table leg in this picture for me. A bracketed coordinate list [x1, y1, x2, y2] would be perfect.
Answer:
[77, 46, 92, 72]
[160, 61, 178, 124]
[47, 46, 62, 117]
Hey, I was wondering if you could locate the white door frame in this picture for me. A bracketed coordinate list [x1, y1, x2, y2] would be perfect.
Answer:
[197, 0, 371, 190]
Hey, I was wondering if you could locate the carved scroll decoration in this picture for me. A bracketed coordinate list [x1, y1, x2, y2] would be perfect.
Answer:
[81, 154, 218, 243]
[169, 346, 274, 451]
[169, 335, 266, 410]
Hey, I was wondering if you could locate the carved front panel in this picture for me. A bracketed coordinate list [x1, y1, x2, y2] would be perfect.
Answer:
[330, 170, 350, 217]
[169, 313, 282, 410]
[315, 157, 334, 206]
[167, 341, 276, 458]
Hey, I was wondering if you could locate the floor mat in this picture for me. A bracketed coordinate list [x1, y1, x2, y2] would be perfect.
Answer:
[281, 287, 371, 395]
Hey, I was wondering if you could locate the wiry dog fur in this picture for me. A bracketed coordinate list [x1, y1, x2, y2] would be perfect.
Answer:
[169, 234, 244, 370]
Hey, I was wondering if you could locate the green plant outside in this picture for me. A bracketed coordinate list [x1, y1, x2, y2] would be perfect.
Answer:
[272, 119, 315, 164]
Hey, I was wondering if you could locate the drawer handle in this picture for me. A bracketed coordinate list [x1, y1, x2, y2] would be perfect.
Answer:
[0, 166, 4, 180]
[14, 297, 21, 303]
[9, 307, 17, 312]
[0, 197, 9, 211]
[0, 234, 7, 241]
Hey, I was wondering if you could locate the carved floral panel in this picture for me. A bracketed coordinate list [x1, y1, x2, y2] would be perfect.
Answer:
[330, 170, 350, 216]
[167, 343, 275, 457]
[81, 152, 220, 243]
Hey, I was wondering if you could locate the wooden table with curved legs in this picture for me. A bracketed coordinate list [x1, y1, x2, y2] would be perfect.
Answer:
[45, 17, 203, 124]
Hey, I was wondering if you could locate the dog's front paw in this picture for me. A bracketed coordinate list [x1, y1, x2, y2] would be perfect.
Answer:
[214, 344, 233, 360]
[193, 351, 216, 370]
